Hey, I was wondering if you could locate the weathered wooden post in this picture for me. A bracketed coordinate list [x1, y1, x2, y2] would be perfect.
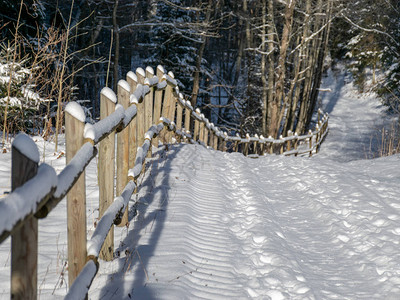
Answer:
[184, 100, 192, 133]
[213, 129, 219, 150]
[193, 112, 200, 141]
[315, 123, 321, 153]
[221, 132, 227, 152]
[269, 137, 274, 155]
[308, 129, 313, 157]
[294, 133, 299, 157]
[116, 80, 130, 227]
[11, 134, 39, 299]
[99, 87, 116, 261]
[64, 102, 88, 286]
[153, 65, 165, 146]
[145, 67, 154, 157]
[127, 71, 138, 169]
[244, 134, 250, 156]
[167, 73, 177, 143]
[162, 72, 174, 143]
[287, 130, 293, 152]
[280, 135, 284, 154]
[136, 68, 146, 149]
[209, 125, 214, 149]
[203, 121, 209, 146]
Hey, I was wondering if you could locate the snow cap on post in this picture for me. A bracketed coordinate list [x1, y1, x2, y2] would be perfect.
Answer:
[127, 71, 138, 83]
[101, 87, 117, 103]
[118, 79, 130, 93]
[65, 101, 86, 123]
[145, 66, 154, 76]
[136, 67, 145, 78]
[168, 71, 175, 79]
[157, 65, 165, 74]
[12, 133, 40, 163]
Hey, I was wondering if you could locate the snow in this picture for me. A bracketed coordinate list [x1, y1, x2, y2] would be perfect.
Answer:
[65, 260, 97, 300]
[145, 66, 154, 76]
[12, 133, 40, 163]
[100, 87, 117, 103]
[65, 101, 86, 123]
[157, 65, 165, 74]
[53, 142, 95, 199]
[87, 181, 136, 257]
[1, 67, 400, 299]
[117, 79, 130, 93]
[136, 67, 145, 78]
[91, 105, 125, 143]
[127, 71, 138, 83]
[0, 163, 56, 233]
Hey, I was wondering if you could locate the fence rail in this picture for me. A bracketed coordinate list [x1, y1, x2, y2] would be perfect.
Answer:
[0, 65, 328, 299]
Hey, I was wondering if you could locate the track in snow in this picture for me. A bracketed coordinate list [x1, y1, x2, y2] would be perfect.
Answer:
[90, 144, 400, 299]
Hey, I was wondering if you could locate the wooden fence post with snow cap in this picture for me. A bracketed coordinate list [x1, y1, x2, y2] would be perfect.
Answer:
[11, 133, 39, 299]
[99, 87, 116, 261]
[176, 94, 183, 134]
[252, 135, 258, 155]
[153, 65, 165, 147]
[280, 135, 285, 154]
[184, 100, 192, 134]
[209, 125, 214, 149]
[287, 131, 293, 152]
[308, 129, 313, 157]
[116, 80, 130, 227]
[203, 121, 209, 146]
[136, 68, 146, 150]
[199, 117, 205, 144]
[294, 133, 299, 157]
[145, 67, 155, 157]
[213, 128, 219, 150]
[64, 102, 88, 286]
[127, 71, 138, 169]
[315, 123, 321, 153]
[194, 113, 200, 141]
[166, 72, 177, 143]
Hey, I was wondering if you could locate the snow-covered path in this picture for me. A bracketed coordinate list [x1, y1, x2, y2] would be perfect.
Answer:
[318, 68, 392, 161]
[90, 144, 400, 299]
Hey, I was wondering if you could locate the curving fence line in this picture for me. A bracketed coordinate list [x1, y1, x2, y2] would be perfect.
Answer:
[0, 65, 328, 300]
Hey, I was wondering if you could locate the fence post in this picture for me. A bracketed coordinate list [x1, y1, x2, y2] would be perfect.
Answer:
[203, 122, 209, 146]
[145, 67, 154, 157]
[294, 133, 299, 157]
[194, 117, 200, 141]
[127, 71, 138, 169]
[184, 100, 191, 133]
[167, 74, 177, 144]
[11, 134, 39, 300]
[213, 130, 219, 150]
[99, 88, 116, 261]
[287, 130, 293, 152]
[209, 126, 214, 149]
[136, 68, 146, 150]
[199, 118, 205, 144]
[153, 66, 165, 147]
[315, 123, 321, 153]
[162, 74, 174, 143]
[308, 129, 313, 157]
[64, 103, 88, 286]
[116, 80, 130, 227]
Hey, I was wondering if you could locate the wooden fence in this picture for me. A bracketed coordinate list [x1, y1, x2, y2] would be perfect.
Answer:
[0, 65, 328, 299]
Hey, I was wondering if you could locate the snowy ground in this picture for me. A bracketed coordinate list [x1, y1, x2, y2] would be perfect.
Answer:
[1, 69, 400, 299]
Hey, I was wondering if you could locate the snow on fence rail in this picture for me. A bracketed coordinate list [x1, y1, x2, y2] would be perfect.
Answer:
[0, 65, 328, 299]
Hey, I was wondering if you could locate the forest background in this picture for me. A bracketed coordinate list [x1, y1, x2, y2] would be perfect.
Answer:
[0, 0, 399, 147]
